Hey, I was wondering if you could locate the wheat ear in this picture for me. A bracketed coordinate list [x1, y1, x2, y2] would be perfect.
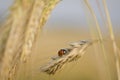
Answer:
[41, 40, 98, 75]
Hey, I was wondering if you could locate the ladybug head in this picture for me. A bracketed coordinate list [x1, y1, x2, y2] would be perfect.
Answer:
[58, 49, 67, 57]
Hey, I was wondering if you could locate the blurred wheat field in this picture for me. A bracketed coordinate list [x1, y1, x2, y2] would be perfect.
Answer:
[0, 0, 120, 80]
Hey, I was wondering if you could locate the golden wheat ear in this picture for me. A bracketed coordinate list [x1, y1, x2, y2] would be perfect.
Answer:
[0, 0, 61, 80]
[40, 40, 99, 75]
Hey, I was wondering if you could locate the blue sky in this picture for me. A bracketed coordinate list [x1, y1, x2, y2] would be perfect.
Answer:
[0, 0, 120, 30]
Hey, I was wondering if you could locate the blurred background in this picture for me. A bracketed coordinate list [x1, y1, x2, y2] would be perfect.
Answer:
[0, 0, 120, 80]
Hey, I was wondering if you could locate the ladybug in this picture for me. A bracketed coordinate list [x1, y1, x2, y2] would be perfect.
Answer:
[58, 48, 71, 57]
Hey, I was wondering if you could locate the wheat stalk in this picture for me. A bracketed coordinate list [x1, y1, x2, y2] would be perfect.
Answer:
[102, 0, 120, 80]
[0, 1, 33, 79]
[40, 40, 98, 75]
[83, 1, 112, 80]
